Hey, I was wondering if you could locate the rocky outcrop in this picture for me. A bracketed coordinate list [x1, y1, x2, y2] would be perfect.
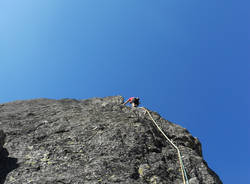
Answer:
[0, 96, 222, 184]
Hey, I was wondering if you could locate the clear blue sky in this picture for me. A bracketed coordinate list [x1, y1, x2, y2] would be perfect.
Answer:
[0, 0, 249, 183]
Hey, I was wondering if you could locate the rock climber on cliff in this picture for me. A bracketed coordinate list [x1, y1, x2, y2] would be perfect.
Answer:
[123, 97, 140, 107]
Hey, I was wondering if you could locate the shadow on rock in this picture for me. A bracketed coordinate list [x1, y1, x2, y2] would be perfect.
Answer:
[0, 148, 19, 184]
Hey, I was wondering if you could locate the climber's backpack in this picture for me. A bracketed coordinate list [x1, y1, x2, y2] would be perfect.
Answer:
[134, 97, 139, 104]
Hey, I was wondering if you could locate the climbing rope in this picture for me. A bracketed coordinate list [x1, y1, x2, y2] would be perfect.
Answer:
[140, 107, 189, 184]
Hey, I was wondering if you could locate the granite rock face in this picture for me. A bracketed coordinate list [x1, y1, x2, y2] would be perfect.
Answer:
[0, 96, 222, 184]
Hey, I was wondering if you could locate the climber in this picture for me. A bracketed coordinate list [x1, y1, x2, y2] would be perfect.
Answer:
[123, 97, 140, 107]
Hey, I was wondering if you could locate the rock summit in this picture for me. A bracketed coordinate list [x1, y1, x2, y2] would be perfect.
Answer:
[0, 96, 222, 184]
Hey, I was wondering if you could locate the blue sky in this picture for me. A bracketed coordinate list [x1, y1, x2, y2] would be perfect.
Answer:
[0, 0, 249, 183]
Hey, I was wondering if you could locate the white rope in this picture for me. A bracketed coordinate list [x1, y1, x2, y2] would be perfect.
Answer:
[140, 107, 189, 184]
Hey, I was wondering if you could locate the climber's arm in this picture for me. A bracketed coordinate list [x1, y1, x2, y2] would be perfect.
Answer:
[122, 99, 129, 105]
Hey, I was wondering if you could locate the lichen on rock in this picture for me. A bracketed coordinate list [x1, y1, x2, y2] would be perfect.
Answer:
[0, 96, 222, 184]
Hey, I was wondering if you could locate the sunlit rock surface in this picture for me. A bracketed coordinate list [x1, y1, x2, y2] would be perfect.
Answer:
[0, 96, 222, 184]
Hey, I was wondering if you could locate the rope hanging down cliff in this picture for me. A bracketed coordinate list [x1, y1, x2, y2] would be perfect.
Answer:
[140, 107, 189, 184]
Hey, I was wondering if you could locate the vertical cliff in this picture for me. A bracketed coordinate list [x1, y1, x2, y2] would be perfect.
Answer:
[0, 96, 222, 184]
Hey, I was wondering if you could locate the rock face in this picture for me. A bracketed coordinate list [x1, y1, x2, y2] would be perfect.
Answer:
[0, 96, 222, 184]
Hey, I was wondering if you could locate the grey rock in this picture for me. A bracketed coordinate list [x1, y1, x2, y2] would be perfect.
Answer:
[189, 177, 199, 184]
[0, 96, 222, 184]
